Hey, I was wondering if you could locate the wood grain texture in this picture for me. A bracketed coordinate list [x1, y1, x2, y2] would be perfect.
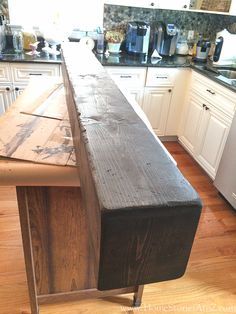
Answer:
[0, 77, 75, 167]
[16, 187, 91, 295]
[1, 143, 235, 314]
[62, 44, 202, 290]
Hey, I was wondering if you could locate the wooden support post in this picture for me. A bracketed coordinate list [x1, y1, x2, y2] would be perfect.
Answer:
[16, 187, 39, 314]
[133, 285, 144, 307]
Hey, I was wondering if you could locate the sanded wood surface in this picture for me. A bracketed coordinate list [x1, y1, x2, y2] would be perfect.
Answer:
[62, 44, 202, 290]
[0, 77, 76, 167]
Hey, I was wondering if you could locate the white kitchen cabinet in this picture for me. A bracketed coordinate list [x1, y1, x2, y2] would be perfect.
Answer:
[179, 92, 204, 154]
[0, 62, 61, 116]
[196, 102, 231, 179]
[230, 0, 236, 14]
[104, 0, 159, 8]
[179, 71, 236, 179]
[159, 0, 190, 10]
[142, 87, 172, 136]
[106, 66, 146, 107]
[0, 86, 14, 115]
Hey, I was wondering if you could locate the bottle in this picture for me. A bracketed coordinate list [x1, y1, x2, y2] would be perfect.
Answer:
[12, 26, 23, 53]
[96, 27, 104, 54]
[5, 24, 13, 50]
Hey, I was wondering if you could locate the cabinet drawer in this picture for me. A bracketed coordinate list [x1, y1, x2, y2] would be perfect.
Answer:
[0, 63, 12, 83]
[106, 67, 146, 87]
[11, 63, 60, 84]
[146, 68, 179, 86]
[192, 71, 236, 118]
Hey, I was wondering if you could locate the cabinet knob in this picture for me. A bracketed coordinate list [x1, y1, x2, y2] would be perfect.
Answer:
[202, 104, 206, 108]
[150, 2, 155, 6]
[205, 106, 210, 111]
[5, 87, 10, 91]
[15, 87, 19, 91]
[183, 4, 187, 8]
[168, 89, 172, 93]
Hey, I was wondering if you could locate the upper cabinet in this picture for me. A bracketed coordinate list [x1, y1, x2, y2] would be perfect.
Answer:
[230, 0, 236, 14]
[104, 0, 236, 14]
[104, 0, 160, 9]
[159, 0, 190, 10]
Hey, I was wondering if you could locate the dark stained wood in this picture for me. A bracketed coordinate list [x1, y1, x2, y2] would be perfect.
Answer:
[37, 286, 137, 305]
[62, 44, 202, 291]
[16, 187, 39, 314]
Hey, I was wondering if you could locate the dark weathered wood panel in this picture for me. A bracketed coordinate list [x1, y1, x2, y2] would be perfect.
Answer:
[98, 206, 201, 290]
[62, 44, 202, 291]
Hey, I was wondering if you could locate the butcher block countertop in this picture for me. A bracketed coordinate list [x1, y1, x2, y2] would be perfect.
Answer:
[0, 77, 79, 186]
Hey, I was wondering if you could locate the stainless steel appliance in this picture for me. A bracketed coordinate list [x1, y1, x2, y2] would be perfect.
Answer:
[151, 22, 179, 57]
[213, 29, 236, 65]
[125, 21, 150, 55]
[214, 113, 236, 209]
[195, 38, 211, 62]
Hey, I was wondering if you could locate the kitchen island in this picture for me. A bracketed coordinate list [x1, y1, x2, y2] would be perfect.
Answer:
[0, 45, 202, 314]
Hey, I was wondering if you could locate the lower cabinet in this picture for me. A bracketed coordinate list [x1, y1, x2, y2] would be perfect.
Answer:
[127, 88, 144, 107]
[0, 86, 14, 115]
[179, 92, 231, 179]
[142, 87, 172, 136]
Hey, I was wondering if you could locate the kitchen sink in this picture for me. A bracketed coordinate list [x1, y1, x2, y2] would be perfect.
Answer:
[217, 69, 236, 80]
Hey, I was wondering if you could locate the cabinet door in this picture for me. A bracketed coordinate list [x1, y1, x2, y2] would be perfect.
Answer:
[159, 0, 190, 9]
[196, 105, 231, 179]
[127, 88, 143, 107]
[104, 0, 159, 8]
[179, 93, 204, 155]
[0, 86, 14, 115]
[13, 85, 25, 100]
[230, 0, 236, 14]
[142, 87, 172, 136]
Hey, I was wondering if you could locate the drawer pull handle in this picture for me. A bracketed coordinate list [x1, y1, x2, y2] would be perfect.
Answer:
[120, 75, 132, 78]
[206, 89, 215, 95]
[156, 76, 168, 79]
[29, 73, 43, 76]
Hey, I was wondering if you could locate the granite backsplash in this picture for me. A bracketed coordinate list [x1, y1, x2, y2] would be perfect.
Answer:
[103, 4, 236, 40]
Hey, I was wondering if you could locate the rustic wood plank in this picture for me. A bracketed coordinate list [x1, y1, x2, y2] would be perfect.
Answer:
[0, 78, 75, 167]
[20, 84, 67, 120]
[62, 44, 202, 291]
[18, 186, 92, 295]
[16, 187, 39, 314]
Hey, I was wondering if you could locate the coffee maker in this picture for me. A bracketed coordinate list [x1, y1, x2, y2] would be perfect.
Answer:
[151, 22, 179, 57]
[125, 21, 150, 55]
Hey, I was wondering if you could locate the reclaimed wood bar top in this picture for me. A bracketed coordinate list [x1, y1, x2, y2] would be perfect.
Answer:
[0, 77, 79, 186]
[62, 44, 202, 290]
[63, 44, 201, 210]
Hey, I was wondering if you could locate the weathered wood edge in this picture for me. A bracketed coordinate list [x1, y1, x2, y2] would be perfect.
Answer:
[62, 43, 202, 213]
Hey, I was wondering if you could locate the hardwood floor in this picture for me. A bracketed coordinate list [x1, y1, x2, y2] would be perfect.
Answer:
[0, 142, 235, 314]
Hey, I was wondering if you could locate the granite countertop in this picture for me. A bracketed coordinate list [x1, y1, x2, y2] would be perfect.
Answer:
[0, 51, 62, 64]
[95, 52, 236, 93]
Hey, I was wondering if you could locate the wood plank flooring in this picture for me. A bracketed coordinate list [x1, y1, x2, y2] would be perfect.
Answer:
[0, 142, 235, 314]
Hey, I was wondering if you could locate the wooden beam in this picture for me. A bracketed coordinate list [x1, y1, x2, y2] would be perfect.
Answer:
[62, 44, 202, 291]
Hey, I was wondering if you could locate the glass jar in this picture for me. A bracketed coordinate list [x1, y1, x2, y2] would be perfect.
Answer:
[12, 28, 23, 53]
[22, 28, 37, 51]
